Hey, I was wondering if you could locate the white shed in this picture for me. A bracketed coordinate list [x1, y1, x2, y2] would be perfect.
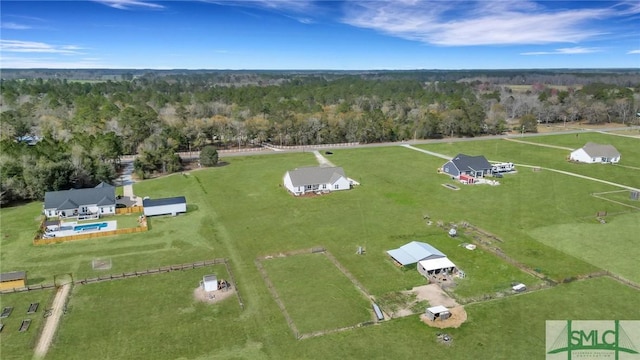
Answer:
[202, 274, 218, 292]
[426, 305, 451, 321]
[142, 196, 187, 217]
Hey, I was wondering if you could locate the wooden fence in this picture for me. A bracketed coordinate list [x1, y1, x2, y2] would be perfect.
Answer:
[34, 223, 148, 245]
[0, 258, 239, 294]
[74, 259, 227, 285]
[116, 207, 143, 215]
[0, 283, 57, 294]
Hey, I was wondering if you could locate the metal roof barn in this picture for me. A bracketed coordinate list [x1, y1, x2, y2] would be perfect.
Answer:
[386, 241, 446, 266]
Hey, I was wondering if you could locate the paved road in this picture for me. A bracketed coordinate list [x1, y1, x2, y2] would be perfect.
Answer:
[200, 125, 640, 158]
[117, 125, 639, 161]
[502, 138, 574, 151]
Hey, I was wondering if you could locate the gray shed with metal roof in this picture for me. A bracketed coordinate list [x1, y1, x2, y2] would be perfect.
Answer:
[143, 196, 187, 216]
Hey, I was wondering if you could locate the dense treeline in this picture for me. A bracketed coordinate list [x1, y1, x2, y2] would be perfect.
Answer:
[1, 71, 639, 204]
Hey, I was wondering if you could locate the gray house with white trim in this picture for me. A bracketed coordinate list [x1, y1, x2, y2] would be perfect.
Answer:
[442, 154, 493, 178]
[283, 166, 351, 196]
[43, 182, 116, 218]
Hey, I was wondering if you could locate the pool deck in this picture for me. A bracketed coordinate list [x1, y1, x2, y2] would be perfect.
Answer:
[45, 220, 117, 238]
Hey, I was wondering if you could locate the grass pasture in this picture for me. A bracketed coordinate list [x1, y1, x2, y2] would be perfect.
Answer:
[0, 130, 638, 360]
[530, 212, 640, 283]
[0, 289, 55, 359]
[47, 265, 242, 360]
[260, 253, 372, 336]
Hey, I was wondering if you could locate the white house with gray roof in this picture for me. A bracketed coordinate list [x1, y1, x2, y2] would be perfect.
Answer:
[43, 182, 116, 218]
[283, 166, 351, 196]
[570, 143, 621, 164]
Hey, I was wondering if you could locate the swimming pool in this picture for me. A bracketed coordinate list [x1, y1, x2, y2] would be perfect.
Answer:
[74, 222, 108, 232]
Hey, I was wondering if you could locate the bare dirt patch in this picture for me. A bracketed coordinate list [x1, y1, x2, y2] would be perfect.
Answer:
[193, 287, 236, 304]
[386, 284, 468, 328]
[34, 283, 71, 359]
[420, 306, 467, 329]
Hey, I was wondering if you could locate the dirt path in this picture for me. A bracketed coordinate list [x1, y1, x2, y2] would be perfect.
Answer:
[502, 138, 574, 150]
[408, 285, 468, 329]
[312, 150, 336, 167]
[400, 144, 451, 160]
[34, 283, 71, 359]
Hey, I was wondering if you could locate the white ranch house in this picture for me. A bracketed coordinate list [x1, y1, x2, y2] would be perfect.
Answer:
[570, 143, 621, 164]
[43, 182, 116, 218]
[283, 166, 351, 196]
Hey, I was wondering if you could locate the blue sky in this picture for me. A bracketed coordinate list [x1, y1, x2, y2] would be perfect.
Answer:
[1, 0, 639, 69]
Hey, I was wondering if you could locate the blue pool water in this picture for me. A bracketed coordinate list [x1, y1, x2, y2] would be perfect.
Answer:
[73, 222, 108, 232]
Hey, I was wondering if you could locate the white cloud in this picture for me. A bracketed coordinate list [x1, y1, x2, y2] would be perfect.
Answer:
[0, 56, 107, 69]
[205, 0, 317, 23]
[93, 0, 164, 10]
[0, 40, 83, 54]
[521, 47, 602, 55]
[627, 49, 640, 54]
[1, 22, 32, 30]
[341, 0, 617, 46]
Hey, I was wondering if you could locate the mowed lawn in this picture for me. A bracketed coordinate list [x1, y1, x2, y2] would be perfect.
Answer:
[0, 289, 55, 360]
[0, 178, 222, 283]
[411, 136, 638, 281]
[530, 212, 640, 283]
[47, 265, 245, 360]
[0, 132, 638, 360]
[261, 253, 372, 335]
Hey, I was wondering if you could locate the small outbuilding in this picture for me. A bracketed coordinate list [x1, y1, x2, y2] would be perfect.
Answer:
[426, 305, 451, 321]
[202, 274, 218, 292]
[570, 143, 621, 164]
[142, 196, 187, 217]
[0, 271, 27, 291]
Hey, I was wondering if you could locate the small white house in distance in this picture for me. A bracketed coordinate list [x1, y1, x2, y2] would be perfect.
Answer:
[142, 196, 187, 216]
[283, 166, 351, 196]
[570, 143, 621, 164]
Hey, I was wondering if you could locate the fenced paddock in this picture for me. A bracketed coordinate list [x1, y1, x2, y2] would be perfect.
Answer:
[591, 190, 640, 210]
[47, 264, 244, 360]
[257, 248, 373, 339]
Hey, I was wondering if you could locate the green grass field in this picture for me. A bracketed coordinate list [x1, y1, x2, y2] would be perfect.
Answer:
[530, 212, 640, 283]
[261, 253, 372, 335]
[0, 131, 638, 359]
[0, 289, 55, 359]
